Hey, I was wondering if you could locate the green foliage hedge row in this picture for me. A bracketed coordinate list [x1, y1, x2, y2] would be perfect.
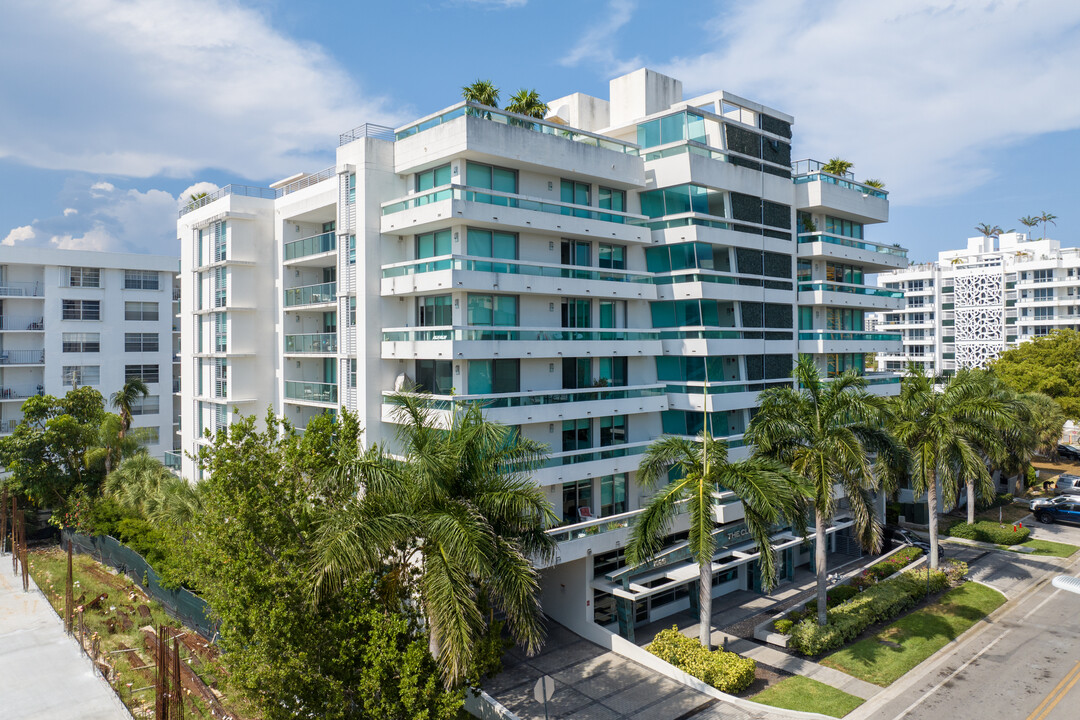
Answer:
[648, 627, 756, 693]
[948, 520, 1030, 545]
[788, 569, 948, 656]
[87, 497, 186, 589]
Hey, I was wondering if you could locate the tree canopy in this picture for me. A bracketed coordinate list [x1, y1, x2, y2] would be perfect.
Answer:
[990, 329, 1080, 418]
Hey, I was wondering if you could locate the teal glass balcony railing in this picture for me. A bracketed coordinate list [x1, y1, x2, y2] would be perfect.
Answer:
[791, 160, 888, 198]
[385, 384, 666, 411]
[394, 102, 639, 155]
[284, 231, 336, 261]
[284, 281, 336, 307]
[797, 232, 906, 258]
[798, 282, 905, 299]
[382, 327, 661, 343]
[798, 331, 902, 342]
[284, 381, 338, 404]
[381, 255, 652, 283]
[657, 329, 793, 341]
[163, 451, 182, 470]
[284, 333, 338, 353]
[664, 380, 792, 395]
[380, 185, 641, 225]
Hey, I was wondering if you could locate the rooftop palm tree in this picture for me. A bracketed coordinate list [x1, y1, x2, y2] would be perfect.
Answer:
[974, 223, 1003, 239]
[821, 157, 853, 176]
[1038, 210, 1058, 239]
[1019, 215, 1040, 237]
[461, 79, 500, 109]
[309, 392, 557, 685]
[746, 356, 905, 625]
[626, 432, 807, 647]
[505, 89, 548, 119]
[889, 366, 1010, 567]
[862, 178, 886, 189]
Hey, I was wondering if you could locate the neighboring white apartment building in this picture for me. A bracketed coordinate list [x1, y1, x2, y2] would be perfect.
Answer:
[177, 68, 905, 642]
[876, 233, 1080, 376]
[0, 247, 180, 462]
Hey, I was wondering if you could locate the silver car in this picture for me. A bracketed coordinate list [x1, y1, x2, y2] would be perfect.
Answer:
[1055, 474, 1080, 496]
[1031, 494, 1074, 511]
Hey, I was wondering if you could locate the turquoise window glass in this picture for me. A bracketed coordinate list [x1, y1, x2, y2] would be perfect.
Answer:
[466, 162, 491, 189]
[601, 474, 627, 516]
[599, 301, 615, 328]
[645, 246, 670, 273]
[417, 295, 452, 326]
[664, 185, 691, 215]
[599, 243, 625, 269]
[493, 295, 517, 326]
[467, 294, 492, 325]
[469, 360, 493, 394]
[639, 190, 665, 218]
[650, 302, 676, 327]
[637, 118, 661, 148]
[467, 228, 492, 257]
[686, 113, 707, 144]
[417, 229, 451, 259]
[799, 306, 813, 330]
[416, 164, 451, 191]
[660, 114, 686, 144]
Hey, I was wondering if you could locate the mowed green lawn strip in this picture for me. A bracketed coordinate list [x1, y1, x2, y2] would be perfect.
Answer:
[820, 582, 1005, 687]
[751, 676, 864, 718]
[1014, 538, 1078, 557]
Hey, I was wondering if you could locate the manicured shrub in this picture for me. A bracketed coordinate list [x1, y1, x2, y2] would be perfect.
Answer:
[788, 569, 948, 656]
[829, 585, 858, 604]
[864, 546, 924, 582]
[948, 521, 1030, 545]
[774, 619, 794, 635]
[647, 627, 757, 693]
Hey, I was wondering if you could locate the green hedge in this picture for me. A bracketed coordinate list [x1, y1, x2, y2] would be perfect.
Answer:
[647, 627, 756, 693]
[788, 569, 948, 656]
[948, 520, 1030, 545]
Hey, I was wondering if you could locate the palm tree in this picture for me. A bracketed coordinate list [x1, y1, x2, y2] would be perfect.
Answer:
[974, 223, 1003, 239]
[1019, 215, 1040, 238]
[86, 413, 141, 476]
[111, 378, 149, 442]
[626, 432, 807, 647]
[505, 89, 548, 119]
[950, 257, 965, 266]
[746, 357, 905, 625]
[862, 179, 886, 189]
[1038, 210, 1058, 239]
[461, 79, 500, 109]
[994, 390, 1064, 496]
[309, 393, 557, 685]
[821, 157, 853, 176]
[889, 366, 1011, 567]
[104, 453, 203, 523]
[186, 191, 209, 208]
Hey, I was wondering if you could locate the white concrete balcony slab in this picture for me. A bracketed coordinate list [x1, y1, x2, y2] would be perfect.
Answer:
[379, 185, 651, 244]
[650, 223, 793, 256]
[798, 282, 905, 311]
[659, 331, 795, 359]
[798, 330, 902, 355]
[530, 440, 654, 488]
[793, 161, 889, 224]
[381, 256, 656, 301]
[381, 326, 663, 360]
[796, 232, 908, 272]
[381, 384, 668, 427]
[653, 274, 795, 304]
[664, 379, 793, 413]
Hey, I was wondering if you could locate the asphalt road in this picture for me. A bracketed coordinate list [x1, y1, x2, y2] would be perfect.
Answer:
[867, 552, 1080, 720]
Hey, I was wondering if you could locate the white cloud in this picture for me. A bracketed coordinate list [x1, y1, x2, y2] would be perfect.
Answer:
[177, 182, 221, 209]
[0, 0, 403, 181]
[50, 225, 116, 252]
[63, 207, 78, 216]
[560, 1, 642, 78]
[660, 0, 1080, 205]
[2, 225, 35, 246]
[89, 181, 115, 197]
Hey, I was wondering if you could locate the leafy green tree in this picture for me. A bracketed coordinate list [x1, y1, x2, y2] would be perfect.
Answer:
[310, 394, 557, 685]
[0, 387, 106, 506]
[821, 157, 853, 176]
[991, 329, 1080, 418]
[626, 432, 807, 645]
[506, 89, 548, 119]
[1038, 210, 1058, 239]
[746, 356, 905, 625]
[890, 366, 1010, 567]
[461, 79, 500, 108]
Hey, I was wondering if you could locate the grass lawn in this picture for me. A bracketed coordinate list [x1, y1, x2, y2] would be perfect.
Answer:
[751, 676, 864, 718]
[820, 582, 1005, 687]
[1013, 538, 1078, 557]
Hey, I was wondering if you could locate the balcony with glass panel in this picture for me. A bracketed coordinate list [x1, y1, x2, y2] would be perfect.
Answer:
[798, 330, 902, 355]
[283, 231, 337, 266]
[797, 232, 907, 271]
[284, 380, 338, 406]
[379, 185, 650, 244]
[797, 282, 905, 311]
[382, 384, 668, 427]
[380, 255, 657, 301]
[381, 326, 663, 360]
[283, 281, 337, 309]
[283, 333, 338, 355]
[792, 159, 889, 224]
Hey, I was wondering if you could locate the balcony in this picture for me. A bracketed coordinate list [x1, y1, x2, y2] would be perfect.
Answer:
[381, 326, 663, 360]
[792, 159, 889, 224]
[283, 281, 337, 308]
[381, 255, 656, 300]
[798, 282, 905, 311]
[382, 384, 668, 425]
[0, 386, 43, 401]
[163, 451, 182, 470]
[283, 231, 337, 264]
[0, 349, 45, 365]
[798, 330, 902, 355]
[0, 282, 44, 298]
[0, 418, 17, 434]
[284, 333, 338, 354]
[284, 380, 338, 405]
[796, 232, 907, 271]
[0, 317, 43, 331]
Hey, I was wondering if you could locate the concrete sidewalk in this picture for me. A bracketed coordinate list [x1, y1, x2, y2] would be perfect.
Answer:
[0, 552, 130, 720]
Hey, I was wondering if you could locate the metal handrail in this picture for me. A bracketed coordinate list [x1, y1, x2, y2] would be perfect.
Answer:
[339, 123, 396, 146]
[179, 184, 276, 217]
[276, 166, 336, 197]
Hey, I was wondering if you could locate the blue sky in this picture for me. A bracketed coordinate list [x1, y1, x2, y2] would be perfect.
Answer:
[2, 0, 1079, 263]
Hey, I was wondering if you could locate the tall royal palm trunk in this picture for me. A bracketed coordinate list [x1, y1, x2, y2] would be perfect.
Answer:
[966, 479, 976, 525]
[698, 559, 713, 648]
[815, 506, 828, 626]
[927, 474, 940, 569]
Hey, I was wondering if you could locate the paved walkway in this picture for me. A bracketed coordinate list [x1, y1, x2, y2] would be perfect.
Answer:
[0, 552, 130, 720]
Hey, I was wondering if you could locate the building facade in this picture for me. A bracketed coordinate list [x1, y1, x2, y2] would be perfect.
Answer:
[0, 247, 180, 462]
[876, 233, 1080, 375]
[177, 69, 905, 641]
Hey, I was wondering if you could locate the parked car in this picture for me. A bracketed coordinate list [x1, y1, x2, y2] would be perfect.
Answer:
[1031, 494, 1074, 511]
[1058, 444, 1080, 462]
[884, 526, 944, 557]
[1054, 473, 1080, 496]
[1035, 499, 1080, 525]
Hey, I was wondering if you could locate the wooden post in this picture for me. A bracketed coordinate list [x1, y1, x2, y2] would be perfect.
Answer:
[20, 511, 28, 591]
[11, 496, 18, 576]
[1, 489, 7, 556]
[172, 636, 183, 720]
[65, 540, 74, 634]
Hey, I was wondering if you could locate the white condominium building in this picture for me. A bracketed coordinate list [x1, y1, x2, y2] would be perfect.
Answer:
[177, 68, 905, 642]
[0, 247, 180, 462]
[876, 233, 1080, 375]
